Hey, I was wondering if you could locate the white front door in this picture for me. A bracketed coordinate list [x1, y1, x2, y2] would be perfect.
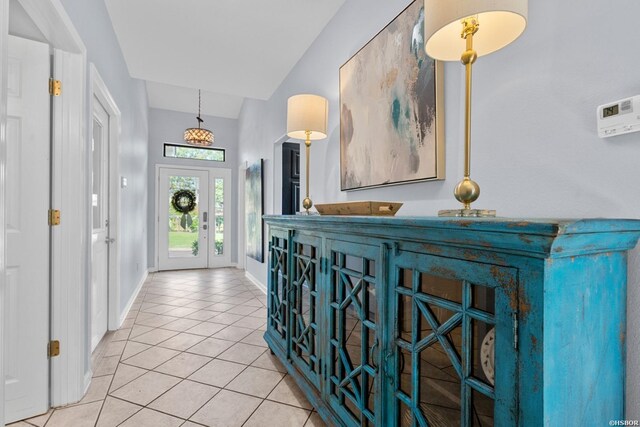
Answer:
[91, 97, 110, 351]
[5, 35, 51, 423]
[157, 167, 232, 270]
[158, 168, 210, 270]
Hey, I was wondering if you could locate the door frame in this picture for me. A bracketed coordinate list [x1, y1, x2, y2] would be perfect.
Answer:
[281, 142, 301, 215]
[90, 64, 121, 332]
[155, 164, 233, 270]
[237, 163, 246, 270]
[0, 0, 89, 420]
[271, 134, 287, 215]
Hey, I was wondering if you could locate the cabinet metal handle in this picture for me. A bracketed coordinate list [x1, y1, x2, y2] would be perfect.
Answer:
[370, 337, 379, 372]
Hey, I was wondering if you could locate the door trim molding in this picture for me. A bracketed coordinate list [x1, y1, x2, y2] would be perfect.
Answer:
[16, 0, 84, 54]
[271, 134, 288, 215]
[0, 1, 9, 423]
[90, 64, 122, 332]
[237, 163, 246, 270]
[50, 48, 87, 408]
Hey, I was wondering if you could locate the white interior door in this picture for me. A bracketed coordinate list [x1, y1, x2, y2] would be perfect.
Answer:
[91, 97, 109, 351]
[209, 168, 232, 268]
[158, 168, 210, 270]
[5, 35, 51, 423]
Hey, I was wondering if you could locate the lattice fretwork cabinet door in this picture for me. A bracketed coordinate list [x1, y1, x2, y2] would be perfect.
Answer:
[267, 229, 290, 354]
[288, 233, 323, 390]
[324, 239, 384, 427]
[387, 251, 519, 427]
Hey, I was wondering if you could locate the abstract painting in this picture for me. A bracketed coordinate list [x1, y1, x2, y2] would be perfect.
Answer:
[340, 0, 444, 191]
[245, 159, 264, 263]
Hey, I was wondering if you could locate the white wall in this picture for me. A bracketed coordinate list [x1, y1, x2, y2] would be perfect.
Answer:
[237, 0, 640, 415]
[147, 108, 239, 267]
[59, 0, 149, 325]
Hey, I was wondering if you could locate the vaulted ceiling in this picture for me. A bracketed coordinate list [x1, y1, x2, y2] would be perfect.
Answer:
[106, 0, 347, 119]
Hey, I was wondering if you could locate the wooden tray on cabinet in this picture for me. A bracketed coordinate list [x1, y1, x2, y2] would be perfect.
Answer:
[315, 201, 402, 216]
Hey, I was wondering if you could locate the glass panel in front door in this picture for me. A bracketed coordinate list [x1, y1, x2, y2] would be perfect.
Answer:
[214, 177, 224, 256]
[168, 175, 201, 258]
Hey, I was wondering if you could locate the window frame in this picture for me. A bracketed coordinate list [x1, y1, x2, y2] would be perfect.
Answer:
[163, 143, 226, 162]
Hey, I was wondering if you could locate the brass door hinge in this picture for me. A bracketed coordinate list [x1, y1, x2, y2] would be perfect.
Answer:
[48, 340, 60, 358]
[48, 209, 60, 226]
[49, 78, 61, 96]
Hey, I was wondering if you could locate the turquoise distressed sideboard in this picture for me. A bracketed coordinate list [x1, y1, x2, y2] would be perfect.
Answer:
[262, 216, 640, 426]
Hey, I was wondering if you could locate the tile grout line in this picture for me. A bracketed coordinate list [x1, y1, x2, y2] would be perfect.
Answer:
[21, 270, 314, 427]
[107, 274, 266, 422]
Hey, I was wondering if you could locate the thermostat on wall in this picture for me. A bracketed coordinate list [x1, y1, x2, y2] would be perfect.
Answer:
[597, 95, 640, 138]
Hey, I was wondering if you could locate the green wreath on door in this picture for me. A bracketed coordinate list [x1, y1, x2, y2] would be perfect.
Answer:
[171, 189, 197, 230]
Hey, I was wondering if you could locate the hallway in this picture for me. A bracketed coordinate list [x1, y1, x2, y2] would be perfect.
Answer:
[10, 269, 324, 427]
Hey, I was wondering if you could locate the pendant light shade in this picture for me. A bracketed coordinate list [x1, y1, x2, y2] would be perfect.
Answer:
[184, 90, 214, 146]
[184, 127, 214, 146]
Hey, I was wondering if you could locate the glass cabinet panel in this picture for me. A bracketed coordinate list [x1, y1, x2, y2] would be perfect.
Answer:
[289, 234, 322, 389]
[391, 253, 517, 427]
[327, 241, 381, 427]
[267, 231, 289, 351]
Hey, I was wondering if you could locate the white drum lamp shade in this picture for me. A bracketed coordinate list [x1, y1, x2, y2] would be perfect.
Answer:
[424, 0, 528, 60]
[287, 94, 329, 140]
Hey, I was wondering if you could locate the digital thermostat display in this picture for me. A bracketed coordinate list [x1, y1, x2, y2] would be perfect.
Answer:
[597, 95, 640, 138]
[602, 104, 619, 118]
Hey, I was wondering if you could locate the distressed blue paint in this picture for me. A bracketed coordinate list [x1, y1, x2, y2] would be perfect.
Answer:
[543, 253, 627, 424]
[263, 216, 640, 426]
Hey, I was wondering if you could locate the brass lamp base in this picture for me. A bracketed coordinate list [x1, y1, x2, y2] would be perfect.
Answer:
[438, 209, 496, 218]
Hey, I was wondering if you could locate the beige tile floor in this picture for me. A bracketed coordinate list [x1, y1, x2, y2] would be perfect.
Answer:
[10, 268, 327, 427]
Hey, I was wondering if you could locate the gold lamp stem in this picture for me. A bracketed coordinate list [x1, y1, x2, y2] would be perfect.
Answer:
[463, 32, 474, 180]
[439, 16, 495, 217]
[454, 17, 481, 211]
[303, 130, 313, 213]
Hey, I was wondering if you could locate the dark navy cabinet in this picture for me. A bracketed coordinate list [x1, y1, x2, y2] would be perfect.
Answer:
[263, 216, 640, 426]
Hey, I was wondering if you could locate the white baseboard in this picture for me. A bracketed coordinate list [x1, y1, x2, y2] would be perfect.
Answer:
[245, 270, 267, 295]
[119, 270, 148, 327]
[83, 370, 92, 396]
[147, 266, 158, 273]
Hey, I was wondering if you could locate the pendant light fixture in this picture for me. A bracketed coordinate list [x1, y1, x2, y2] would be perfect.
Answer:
[184, 89, 214, 146]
